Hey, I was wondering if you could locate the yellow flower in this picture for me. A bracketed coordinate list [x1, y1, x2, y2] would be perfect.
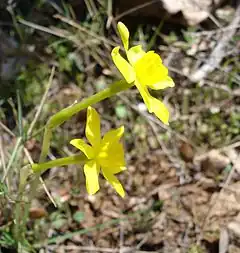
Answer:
[111, 22, 175, 125]
[70, 106, 126, 197]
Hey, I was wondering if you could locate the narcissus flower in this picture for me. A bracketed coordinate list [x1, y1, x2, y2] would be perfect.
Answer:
[111, 22, 175, 124]
[70, 106, 126, 197]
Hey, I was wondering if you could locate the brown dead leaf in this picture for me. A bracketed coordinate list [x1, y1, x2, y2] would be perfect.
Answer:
[29, 207, 48, 219]
[81, 203, 95, 228]
[179, 142, 194, 162]
[201, 150, 230, 178]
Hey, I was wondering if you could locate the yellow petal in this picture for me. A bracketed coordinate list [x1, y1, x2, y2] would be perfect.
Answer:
[135, 81, 169, 124]
[117, 22, 129, 51]
[84, 160, 100, 195]
[86, 106, 101, 148]
[102, 126, 124, 144]
[134, 81, 151, 108]
[127, 45, 146, 65]
[98, 142, 126, 168]
[148, 76, 175, 90]
[70, 139, 94, 159]
[111, 46, 135, 84]
[111, 166, 127, 174]
[134, 51, 173, 89]
[148, 96, 170, 125]
[102, 169, 125, 197]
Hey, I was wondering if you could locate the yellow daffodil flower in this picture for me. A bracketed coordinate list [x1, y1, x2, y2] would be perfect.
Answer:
[111, 22, 175, 124]
[70, 106, 126, 197]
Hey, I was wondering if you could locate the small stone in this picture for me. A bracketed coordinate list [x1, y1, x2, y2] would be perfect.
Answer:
[228, 221, 240, 238]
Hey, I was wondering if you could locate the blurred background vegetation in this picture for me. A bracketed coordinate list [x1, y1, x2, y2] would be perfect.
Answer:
[0, 0, 239, 252]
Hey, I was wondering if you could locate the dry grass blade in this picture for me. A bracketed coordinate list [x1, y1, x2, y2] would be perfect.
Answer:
[54, 14, 118, 47]
[18, 19, 67, 38]
[1, 137, 22, 183]
[23, 148, 57, 207]
[0, 135, 9, 189]
[27, 66, 55, 136]
[0, 121, 15, 137]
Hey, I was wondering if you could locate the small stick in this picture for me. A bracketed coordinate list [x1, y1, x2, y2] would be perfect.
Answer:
[190, 4, 240, 82]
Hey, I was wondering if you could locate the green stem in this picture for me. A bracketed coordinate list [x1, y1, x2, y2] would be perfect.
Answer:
[39, 79, 131, 162]
[32, 154, 88, 173]
[13, 164, 32, 243]
[48, 80, 131, 128]
[39, 127, 52, 163]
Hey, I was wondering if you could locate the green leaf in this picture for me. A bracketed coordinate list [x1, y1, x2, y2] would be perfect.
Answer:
[0, 182, 8, 196]
[0, 232, 16, 247]
[73, 211, 85, 223]
[52, 218, 67, 229]
[115, 105, 127, 119]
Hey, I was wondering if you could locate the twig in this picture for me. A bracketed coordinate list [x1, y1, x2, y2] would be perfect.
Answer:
[185, 24, 240, 37]
[47, 245, 120, 252]
[47, 245, 158, 253]
[27, 66, 55, 136]
[168, 64, 236, 95]
[119, 220, 124, 253]
[190, 4, 240, 82]
[191, 0, 222, 28]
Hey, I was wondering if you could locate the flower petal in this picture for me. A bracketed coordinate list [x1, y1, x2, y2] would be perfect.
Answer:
[98, 141, 126, 168]
[134, 51, 173, 89]
[111, 166, 127, 174]
[117, 22, 129, 51]
[102, 126, 124, 144]
[148, 96, 170, 125]
[70, 139, 94, 159]
[148, 76, 175, 90]
[102, 169, 125, 197]
[111, 46, 135, 84]
[86, 106, 101, 148]
[84, 160, 100, 195]
[127, 45, 146, 65]
[135, 81, 169, 124]
[134, 80, 151, 108]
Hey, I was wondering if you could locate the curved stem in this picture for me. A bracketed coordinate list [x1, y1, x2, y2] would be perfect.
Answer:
[33, 154, 88, 173]
[48, 80, 131, 128]
[39, 79, 132, 163]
